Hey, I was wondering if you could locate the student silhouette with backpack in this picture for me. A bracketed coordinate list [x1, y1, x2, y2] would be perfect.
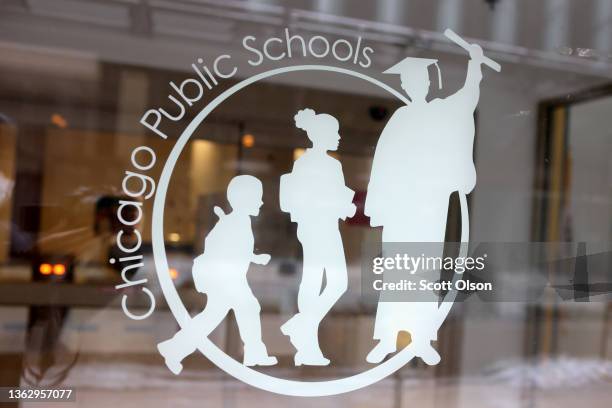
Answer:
[157, 175, 277, 374]
[279, 109, 355, 366]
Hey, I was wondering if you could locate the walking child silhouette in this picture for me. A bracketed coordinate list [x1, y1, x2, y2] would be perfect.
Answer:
[157, 175, 277, 374]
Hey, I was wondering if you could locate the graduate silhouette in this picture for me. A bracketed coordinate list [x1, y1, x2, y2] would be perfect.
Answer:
[365, 44, 488, 365]
[157, 175, 277, 374]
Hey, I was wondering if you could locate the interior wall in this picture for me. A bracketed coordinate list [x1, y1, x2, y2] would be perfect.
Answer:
[567, 96, 612, 242]
[38, 129, 192, 262]
[0, 124, 16, 263]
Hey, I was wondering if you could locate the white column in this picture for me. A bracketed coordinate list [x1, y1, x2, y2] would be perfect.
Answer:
[376, 0, 404, 25]
[316, 0, 342, 15]
[436, 0, 463, 32]
[491, 0, 518, 44]
[594, 0, 612, 53]
[544, 0, 570, 50]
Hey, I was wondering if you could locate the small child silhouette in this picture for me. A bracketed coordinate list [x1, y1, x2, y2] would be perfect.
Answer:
[157, 175, 277, 374]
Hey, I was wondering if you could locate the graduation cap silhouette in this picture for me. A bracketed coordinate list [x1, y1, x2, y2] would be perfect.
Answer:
[384, 57, 443, 90]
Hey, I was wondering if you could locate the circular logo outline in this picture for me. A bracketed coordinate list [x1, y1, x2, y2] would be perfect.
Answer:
[152, 64, 457, 396]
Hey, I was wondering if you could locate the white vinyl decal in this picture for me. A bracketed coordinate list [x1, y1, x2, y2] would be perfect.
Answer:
[150, 29, 501, 396]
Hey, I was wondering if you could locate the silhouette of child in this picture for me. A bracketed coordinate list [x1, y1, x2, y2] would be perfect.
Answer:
[157, 175, 277, 374]
[279, 108, 355, 366]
